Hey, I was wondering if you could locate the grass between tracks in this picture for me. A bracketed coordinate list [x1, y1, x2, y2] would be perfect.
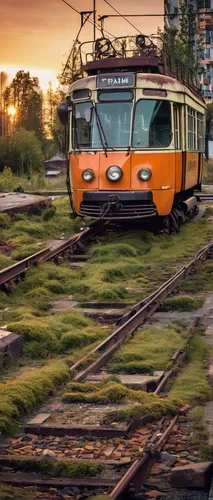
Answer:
[0, 457, 103, 477]
[0, 361, 69, 434]
[0, 211, 212, 435]
[0, 484, 35, 500]
[0, 197, 86, 269]
[108, 325, 187, 374]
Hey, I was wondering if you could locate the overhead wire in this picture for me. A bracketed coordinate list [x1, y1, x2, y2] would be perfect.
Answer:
[61, 0, 115, 38]
[103, 0, 142, 34]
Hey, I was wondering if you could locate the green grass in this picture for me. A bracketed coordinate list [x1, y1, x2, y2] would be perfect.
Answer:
[61, 378, 177, 417]
[6, 309, 108, 359]
[189, 407, 213, 461]
[169, 330, 212, 406]
[161, 295, 204, 312]
[108, 327, 186, 374]
[0, 456, 103, 478]
[0, 361, 69, 434]
[180, 260, 213, 294]
[0, 483, 35, 500]
[0, 253, 12, 270]
[70, 218, 212, 303]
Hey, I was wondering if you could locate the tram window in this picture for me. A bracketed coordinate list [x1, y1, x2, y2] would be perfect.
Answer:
[188, 107, 196, 150]
[72, 100, 132, 149]
[132, 100, 172, 148]
[98, 91, 133, 101]
[174, 105, 181, 149]
[72, 101, 93, 148]
[197, 113, 205, 151]
[72, 89, 90, 100]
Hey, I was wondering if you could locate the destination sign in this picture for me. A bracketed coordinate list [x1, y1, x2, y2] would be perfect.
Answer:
[97, 74, 135, 89]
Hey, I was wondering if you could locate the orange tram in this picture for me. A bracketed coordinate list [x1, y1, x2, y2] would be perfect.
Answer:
[58, 35, 206, 233]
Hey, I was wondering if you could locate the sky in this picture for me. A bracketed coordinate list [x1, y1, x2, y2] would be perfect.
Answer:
[0, 0, 164, 90]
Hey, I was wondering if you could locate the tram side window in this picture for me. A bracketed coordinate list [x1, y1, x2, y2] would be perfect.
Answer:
[72, 102, 93, 148]
[133, 100, 172, 148]
[188, 107, 196, 150]
[174, 105, 181, 149]
[197, 113, 205, 151]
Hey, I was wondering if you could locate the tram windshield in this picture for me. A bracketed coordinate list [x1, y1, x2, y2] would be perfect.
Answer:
[72, 99, 172, 150]
[72, 101, 132, 149]
[132, 100, 171, 148]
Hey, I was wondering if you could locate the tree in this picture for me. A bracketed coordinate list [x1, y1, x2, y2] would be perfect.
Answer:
[0, 128, 43, 175]
[4, 71, 43, 139]
[159, 0, 203, 76]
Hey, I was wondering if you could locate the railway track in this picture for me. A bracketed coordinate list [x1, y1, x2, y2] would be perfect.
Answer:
[0, 234, 213, 498]
[198, 193, 213, 201]
[0, 219, 106, 290]
[0, 193, 212, 290]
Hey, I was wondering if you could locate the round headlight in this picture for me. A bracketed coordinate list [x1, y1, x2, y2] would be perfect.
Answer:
[82, 169, 94, 182]
[106, 166, 123, 182]
[138, 168, 152, 181]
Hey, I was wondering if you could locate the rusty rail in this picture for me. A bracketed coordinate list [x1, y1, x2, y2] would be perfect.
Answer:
[72, 239, 213, 381]
[110, 414, 179, 499]
[0, 220, 105, 289]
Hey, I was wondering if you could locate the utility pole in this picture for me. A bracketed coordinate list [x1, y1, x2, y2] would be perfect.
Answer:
[0, 72, 4, 136]
[93, 0, 96, 42]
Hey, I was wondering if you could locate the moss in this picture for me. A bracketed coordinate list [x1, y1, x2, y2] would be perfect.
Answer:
[0, 361, 69, 434]
[104, 397, 177, 424]
[161, 295, 204, 312]
[2, 457, 103, 478]
[58, 328, 102, 351]
[169, 362, 212, 405]
[62, 382, 129, 404]
[11, 244, 43, 261]
[109, 327, 185, 374]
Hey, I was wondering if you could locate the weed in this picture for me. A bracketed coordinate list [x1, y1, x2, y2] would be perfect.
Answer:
[0, 361, 69, 434]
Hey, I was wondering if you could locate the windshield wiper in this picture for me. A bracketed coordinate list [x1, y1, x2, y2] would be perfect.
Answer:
[91, 101, 109, 158]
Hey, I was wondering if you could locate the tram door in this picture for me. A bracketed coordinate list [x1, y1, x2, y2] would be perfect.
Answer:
[173, 104, 182, 192]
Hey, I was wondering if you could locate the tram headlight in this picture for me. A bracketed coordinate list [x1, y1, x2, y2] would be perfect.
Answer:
[106, 166, 123, 182]
[82, 169, 94, 182]
[138, 168, 152, 181]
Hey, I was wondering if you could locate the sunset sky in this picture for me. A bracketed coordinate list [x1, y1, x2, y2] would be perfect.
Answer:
[0, 0, 164, 90]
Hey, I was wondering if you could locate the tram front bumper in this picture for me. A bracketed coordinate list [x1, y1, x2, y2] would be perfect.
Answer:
[78, 191, 158, 219]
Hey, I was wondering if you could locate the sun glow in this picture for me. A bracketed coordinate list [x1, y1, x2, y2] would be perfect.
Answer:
[8, 105, 16, 116]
